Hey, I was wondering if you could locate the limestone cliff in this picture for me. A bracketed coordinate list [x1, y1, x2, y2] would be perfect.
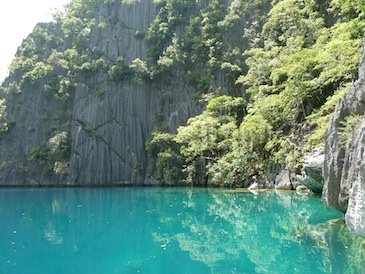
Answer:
[0, 0, 259, 185]
[323, 39, 365, 237]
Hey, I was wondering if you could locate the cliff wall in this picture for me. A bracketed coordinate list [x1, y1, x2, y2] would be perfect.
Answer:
[0, 0, 245, 185]
[323, 39, 365, 237]
[0, 1, 184, 185]
[69, 1, 160, 185]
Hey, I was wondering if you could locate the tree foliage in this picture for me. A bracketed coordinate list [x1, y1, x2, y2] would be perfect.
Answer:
[28, 132, 71, 175]
[148, 0, 365, 186]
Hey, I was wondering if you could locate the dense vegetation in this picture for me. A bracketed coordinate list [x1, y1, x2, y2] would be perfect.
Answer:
[147, 0, 365, 186]
[0, 0, 364, 185]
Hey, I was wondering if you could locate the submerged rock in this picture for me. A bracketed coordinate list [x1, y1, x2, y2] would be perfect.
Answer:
[296, 185, 310, 193]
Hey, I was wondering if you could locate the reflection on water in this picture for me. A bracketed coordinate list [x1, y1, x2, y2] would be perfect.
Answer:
[0, 188, 364, 273]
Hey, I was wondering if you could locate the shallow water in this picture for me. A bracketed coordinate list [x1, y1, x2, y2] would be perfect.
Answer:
[0, 187, 364, 273]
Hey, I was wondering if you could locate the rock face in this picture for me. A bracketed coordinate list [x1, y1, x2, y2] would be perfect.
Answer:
[344, 120, 365, 237]
[0, 0, 200, 185]
[69, 1, 159, 185]
[296, 147, 325, 193]
[323, 39, 365, 236]
[0, 0, 252, 186]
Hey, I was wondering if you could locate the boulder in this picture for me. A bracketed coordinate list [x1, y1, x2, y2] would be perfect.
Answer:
[248, 182, 260, 190]
[275, 169, 292, 190]
[296, 147, 325, 193]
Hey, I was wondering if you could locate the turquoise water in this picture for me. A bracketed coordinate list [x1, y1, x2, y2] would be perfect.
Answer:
[0, 188, 364, 274]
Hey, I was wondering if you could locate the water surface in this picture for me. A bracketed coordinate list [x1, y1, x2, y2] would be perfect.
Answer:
[0, 187, 364, 273]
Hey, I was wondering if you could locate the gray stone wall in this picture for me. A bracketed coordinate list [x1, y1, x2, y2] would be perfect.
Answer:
[323, 39, 365, 236]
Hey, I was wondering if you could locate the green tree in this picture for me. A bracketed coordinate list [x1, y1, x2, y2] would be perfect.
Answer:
[146, 131, 184, 184]
[108, 56, 133, 80]
[0, 99, 8, 132]
[174, 95, 245, 185]
[176, 112, 237, 185]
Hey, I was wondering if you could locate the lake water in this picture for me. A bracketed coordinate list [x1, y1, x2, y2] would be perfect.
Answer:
[0, 187, 364, 274]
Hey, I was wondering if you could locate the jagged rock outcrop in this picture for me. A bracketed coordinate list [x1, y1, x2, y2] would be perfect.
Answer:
[296, 147, 324, 193]
[265, 163, 282, 188]
[323, 39, 365, 236]
[344, 120, 365, 237]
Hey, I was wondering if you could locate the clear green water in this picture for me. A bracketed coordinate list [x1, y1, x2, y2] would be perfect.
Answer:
[0, 188, 364, 274]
